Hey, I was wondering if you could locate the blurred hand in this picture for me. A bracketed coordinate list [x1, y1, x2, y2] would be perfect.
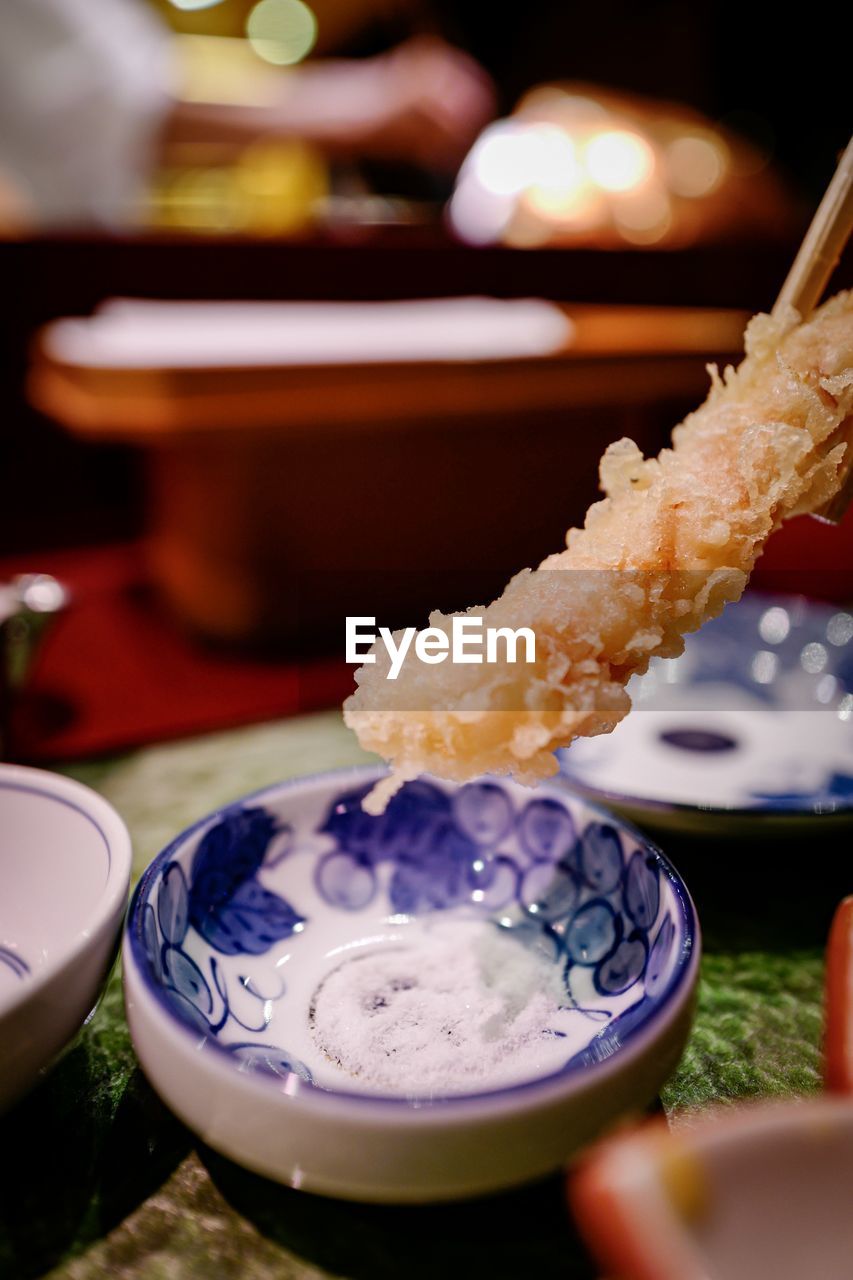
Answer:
[165, 36, 497, 179]
[340, 37, 497, 173]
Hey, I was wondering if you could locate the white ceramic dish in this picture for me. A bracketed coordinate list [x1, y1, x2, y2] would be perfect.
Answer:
[571, 1096, 853, 1280]
[123, 766, 699, 1202]
[558, 593, 853, 836]
[0, 764, 132, 1110]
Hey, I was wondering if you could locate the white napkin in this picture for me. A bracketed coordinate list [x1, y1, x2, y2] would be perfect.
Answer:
[43, 297, 573, 370]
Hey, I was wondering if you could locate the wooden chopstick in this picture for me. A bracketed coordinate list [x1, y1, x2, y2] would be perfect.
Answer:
[772, 136, 853, 523]
[774, 135, 853, 320]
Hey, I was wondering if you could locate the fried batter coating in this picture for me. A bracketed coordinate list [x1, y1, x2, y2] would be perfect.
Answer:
[345, 292, 853, 812]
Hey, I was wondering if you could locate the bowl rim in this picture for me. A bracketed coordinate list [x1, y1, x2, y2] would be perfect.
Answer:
[0, 763, 133, 1019]
[124, 764, 699, 1117]
[554, 771, 853, 822]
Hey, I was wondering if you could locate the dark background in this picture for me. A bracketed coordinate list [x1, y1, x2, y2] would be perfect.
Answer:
[349, 0, 851, 204]
[2, 0, 850, 558]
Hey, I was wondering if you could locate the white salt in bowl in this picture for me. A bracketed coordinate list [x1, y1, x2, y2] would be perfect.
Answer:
[123, 766, 699, 1202]
[0, 764, 132, 1110]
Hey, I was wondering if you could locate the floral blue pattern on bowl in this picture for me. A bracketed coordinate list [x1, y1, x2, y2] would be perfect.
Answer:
[127, 767, 695, 1101]
[558, 592, 853, 824]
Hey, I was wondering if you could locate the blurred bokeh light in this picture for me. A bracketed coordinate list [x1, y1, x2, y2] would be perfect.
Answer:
[449, 82, 791, 249]
[245, 0, 317, 66]
[149, 138, 327, 232]
[585, 129, 655, 192]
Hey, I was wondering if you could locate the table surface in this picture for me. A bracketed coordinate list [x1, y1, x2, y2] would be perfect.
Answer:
[1, 710, 848, 1280]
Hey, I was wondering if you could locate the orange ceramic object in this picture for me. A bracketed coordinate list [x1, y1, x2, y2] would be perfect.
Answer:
[569, 1099, 853, 1280]
[824, 895, 853, 1094]
[569, 1121, 710, 1280]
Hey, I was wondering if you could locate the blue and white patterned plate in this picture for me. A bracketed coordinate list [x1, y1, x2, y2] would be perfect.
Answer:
[557, 593, 853, 835]
[123, 767, 698, 1199]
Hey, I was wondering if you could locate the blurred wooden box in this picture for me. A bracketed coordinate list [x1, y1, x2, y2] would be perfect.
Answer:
[29, 303, 745, 646]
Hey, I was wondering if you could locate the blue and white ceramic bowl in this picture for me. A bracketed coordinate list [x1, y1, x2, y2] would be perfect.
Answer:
[558, 593, 853, 836]
[123, 766, 698, 1202]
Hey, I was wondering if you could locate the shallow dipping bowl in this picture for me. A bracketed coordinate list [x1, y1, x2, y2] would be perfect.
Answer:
[0, 764, 132, 1109]
[123, 766, 698, 1202]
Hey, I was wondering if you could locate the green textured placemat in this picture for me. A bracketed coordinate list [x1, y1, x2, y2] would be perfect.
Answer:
[0, 711, 846, 1280]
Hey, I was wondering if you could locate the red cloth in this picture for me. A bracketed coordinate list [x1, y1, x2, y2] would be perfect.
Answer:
[751, 505, 853, 598]
[2, 543, 354, 762]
